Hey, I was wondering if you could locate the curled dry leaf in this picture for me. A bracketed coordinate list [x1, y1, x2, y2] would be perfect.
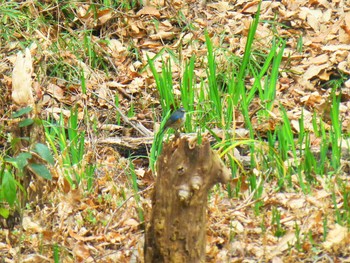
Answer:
[207, 2, 231, 12]
[97, 9, 114, 25]
[303, 63, 329, 81]
[323, 224, 349, 251]
[136, 6, 160, 17]
[12, 48, 34, 106]
[22, 216, 43, 233]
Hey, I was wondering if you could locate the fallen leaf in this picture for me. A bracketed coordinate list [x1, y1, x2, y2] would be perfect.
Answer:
[137, 6, 160, 17]
[303, 63, 329, 80]
[207, 2, 231, 12]
[323, 224, 349, 251]
[22, 216, 43, 233]
[12, 48, 34, 106]
[97, 9, 113, 25]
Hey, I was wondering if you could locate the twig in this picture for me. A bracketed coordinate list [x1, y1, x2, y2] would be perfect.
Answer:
[91, 91, 153, 137]
[103, 185, 153, 235]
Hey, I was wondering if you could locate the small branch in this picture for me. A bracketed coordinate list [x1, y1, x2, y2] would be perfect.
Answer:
[91, 91, 153, 137]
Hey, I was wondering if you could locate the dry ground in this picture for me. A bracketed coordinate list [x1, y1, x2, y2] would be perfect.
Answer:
[1, 0, 350, 262]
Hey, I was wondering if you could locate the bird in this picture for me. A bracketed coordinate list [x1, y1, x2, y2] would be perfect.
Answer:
[161, 107, 186, 136]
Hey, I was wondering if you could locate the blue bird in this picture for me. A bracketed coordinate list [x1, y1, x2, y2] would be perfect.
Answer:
[161, 107, 186, 135]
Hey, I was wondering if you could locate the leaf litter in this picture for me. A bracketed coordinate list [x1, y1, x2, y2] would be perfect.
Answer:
[0, 0, 349, 262]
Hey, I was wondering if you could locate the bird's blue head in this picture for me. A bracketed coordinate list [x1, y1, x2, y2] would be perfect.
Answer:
[163, 107, 186, 132]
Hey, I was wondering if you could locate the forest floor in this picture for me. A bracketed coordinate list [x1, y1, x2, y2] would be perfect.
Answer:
[1, 0, 350, 262]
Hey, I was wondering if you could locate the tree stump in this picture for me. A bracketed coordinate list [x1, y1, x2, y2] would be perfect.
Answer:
[144, 136, 230, 263]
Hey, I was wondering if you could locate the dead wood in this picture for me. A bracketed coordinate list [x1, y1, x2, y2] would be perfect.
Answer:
[144, 136, 230, 263]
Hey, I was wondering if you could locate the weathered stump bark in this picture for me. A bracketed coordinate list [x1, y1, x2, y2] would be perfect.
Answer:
[144, 136, 230, 263]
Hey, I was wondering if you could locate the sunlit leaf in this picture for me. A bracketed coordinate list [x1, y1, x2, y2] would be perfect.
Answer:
[11, 106, 32, 118]
[19, 118, 34, 127]
[34, 143, 55, 165]
[2, 170, 17, 206]
[28, 163, 52, 180]
[0, 207, 10, 219]
[5, 152, 32, 170]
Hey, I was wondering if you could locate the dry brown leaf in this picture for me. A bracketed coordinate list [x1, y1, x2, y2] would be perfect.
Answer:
[300, 7, 323, 32]
[323, 224, 349, 251]
[73, 241, 91, 261]
[300, 91, 323, 106]
[338, 60, 350, 74]
[96, 84, 111, 104]
[344, 11, 350, 31]
[47, 83, 64, 100]
[241, 1, 260, 13]
[140, 40, 162, 48]
[123, 218, 139, 227]
[330, 50, 348, 64]
[207, 1, 231, 12]
[322, 44, 350, 51]
[230, 220, 244, 233]
[135, 167, 146, 178]
[303, 63, 329, 80]
[136, 6, 160, 17]
[345, 79, 350, 88]
[22, 216, 43, 233]
[340, 11, 350, 43]
[306, 54, 329, 65]
[271, 232, 296, 257]
[22, 254, 51, 262]
[271, 257, 284, 263]
[149, 0, 165, 6]
[12, 48, 34, 106]
[108, 39, 128, 56]
[97, 9, 114, 25]
[318, 70, 332, 81]
[150, 31, 176, 40]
